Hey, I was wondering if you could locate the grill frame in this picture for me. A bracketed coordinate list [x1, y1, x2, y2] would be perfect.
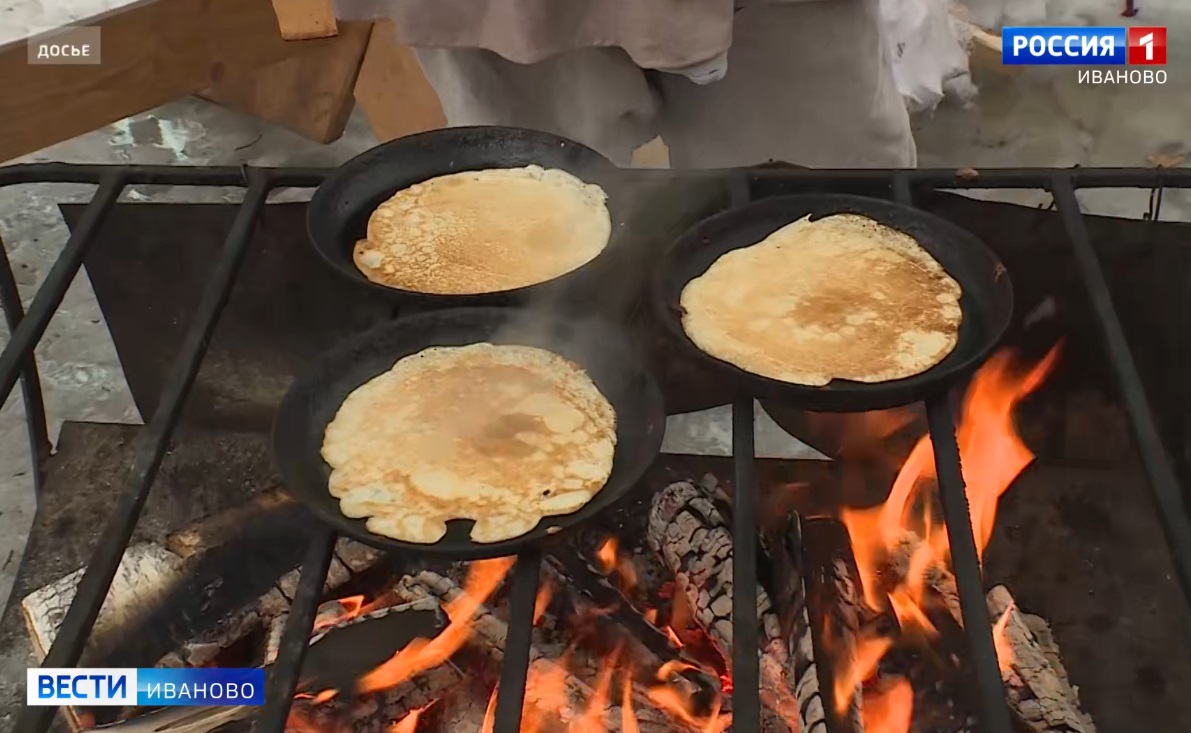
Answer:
[2, 162, 1190, 733]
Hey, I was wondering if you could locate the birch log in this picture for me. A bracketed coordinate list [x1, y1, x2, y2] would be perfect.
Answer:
[888, 534, 1095, 733]
[649, 479, 830, 733]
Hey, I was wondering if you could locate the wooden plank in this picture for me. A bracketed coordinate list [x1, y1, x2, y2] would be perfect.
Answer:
[0, 0, 354, 164]
[353, 20, 446, 143]
[270, 0, 338, 40]
[200, 20, 372, 144]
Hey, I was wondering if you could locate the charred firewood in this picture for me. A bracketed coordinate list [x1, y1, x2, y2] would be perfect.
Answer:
[649, 479, 850, 733]
[777, 516, 866, 733]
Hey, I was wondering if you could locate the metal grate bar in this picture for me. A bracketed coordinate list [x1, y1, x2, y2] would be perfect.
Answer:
[0, 244, 50, 491]
[0, 163, 328, 189]
[0, 173, 123, 407]
[894, 172, 1013, 732]
[1051, 174, 1191, 611]
[5, 163, 1191, 192]
[255, 526, 337, 732]
[493, 550, 543, 733]
[925, 397, 1014, 733]
[13, 172, 272, 733]
[732, 397, 762, 733]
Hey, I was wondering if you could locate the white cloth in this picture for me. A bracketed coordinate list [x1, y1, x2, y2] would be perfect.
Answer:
[415, 0, 916, 169]
[671, 51, 729, 85]
[881, 0, 976, 112]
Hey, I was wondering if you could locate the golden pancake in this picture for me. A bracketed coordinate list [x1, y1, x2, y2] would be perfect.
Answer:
[353, 166, 611, 295]
[680, 214, 962, 386]
[321, 344, 617, 544]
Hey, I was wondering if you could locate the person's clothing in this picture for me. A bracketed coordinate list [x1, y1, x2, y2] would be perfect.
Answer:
[335, 0, 735, 73]
[404, 0, 916, 169]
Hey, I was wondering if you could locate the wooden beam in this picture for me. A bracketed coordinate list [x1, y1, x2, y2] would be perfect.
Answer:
[0, 0, 355, 164]
[270, 0, 339, 41]
[352, 20, 446, 143]
[200, 20, 372, 143]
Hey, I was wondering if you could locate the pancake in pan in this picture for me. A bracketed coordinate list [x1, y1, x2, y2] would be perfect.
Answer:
[320, 343, 617, 544]
[679, 213, 963, 386]
[353, 166, 611, 295]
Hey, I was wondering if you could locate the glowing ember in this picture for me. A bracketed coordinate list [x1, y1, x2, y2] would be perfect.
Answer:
[862, 677, 914, 733]
[358, 557, 515, 695]
[993, 600, 1017, 673]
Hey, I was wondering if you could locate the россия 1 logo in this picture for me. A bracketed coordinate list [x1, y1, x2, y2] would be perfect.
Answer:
[1002, 26, 1166, 65]
[1002, 26, 1167, 84]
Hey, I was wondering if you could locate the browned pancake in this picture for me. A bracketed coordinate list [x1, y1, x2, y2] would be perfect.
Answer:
[353, 166, 611, 295]
[320, 344, 617, 543]
[680, 214, 962, 385]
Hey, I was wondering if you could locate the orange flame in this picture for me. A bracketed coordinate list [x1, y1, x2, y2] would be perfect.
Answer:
[621, 672, 641, 733]
[862, 677, 914, 733]
[597, 537, 639, 593]
[664, 627, 684, 648]
[390, 704, 429, 733]
[835, 346, 1058, 724]
[314, 594, 366, 632]
[842, 346, 1059, 615]
[597, 538, 618, 573]
[993, 600, 1017, 673]
[572, 644, 622, 732]
[480, 684, 499, 733]
[357, 557, 515, 695]
[534, 582, 554, 625]
[834, 634, 892, 715]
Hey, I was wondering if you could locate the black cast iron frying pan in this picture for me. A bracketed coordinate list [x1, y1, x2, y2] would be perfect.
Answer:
[306, 126, 627, 306]
[651, 194, 1014, 412]
[273, 307, 666, 560]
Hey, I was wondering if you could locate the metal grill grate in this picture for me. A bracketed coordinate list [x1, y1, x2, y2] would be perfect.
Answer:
[3, 162, 1191, 733]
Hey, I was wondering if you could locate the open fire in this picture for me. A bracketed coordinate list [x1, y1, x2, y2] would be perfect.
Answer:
[11, 343, 1099, 733]
[266, 345, 1077, 733]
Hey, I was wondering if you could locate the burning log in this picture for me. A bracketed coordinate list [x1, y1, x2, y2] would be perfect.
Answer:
[986, 586, 1096, 733]
[886, 534, 1095, 733]
[787, 518, 866, 733]
[392, 570, 679, 733]
[649, 478, 850, 733]
[539, 552, 717, 709]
